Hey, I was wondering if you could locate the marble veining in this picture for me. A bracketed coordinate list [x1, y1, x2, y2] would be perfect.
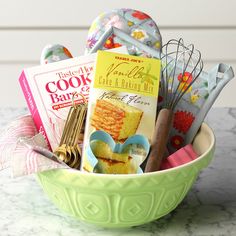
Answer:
[0, 107, 236, 236]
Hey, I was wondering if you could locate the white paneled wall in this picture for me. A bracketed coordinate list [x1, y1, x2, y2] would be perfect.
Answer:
[1, 0, 235, 107]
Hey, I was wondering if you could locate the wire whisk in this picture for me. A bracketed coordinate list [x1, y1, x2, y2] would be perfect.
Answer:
[145, 38, 204, 172]
[160, 38, 203, 110]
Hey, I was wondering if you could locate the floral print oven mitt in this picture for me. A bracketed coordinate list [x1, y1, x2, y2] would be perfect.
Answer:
[164, 63, 234, 154]
[40, 8, 162, 64]
[85, 8, 162, 57]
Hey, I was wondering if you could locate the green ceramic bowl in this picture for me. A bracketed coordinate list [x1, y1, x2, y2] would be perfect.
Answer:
[37, 123, 215, 228]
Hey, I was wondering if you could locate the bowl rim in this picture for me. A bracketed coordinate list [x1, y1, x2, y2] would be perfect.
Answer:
[50, 122, 215, 179]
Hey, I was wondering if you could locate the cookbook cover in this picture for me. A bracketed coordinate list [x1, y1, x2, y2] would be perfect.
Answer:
[19, 47, 128, 151]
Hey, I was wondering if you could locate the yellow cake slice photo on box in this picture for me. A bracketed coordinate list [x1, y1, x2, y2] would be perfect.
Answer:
[89, 140, 148, 174]
[91, 99, 143, 141]
[90, 140, 134, 174]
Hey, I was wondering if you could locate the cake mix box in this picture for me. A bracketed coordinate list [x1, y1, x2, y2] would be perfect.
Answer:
[82, 50, 161, 174]
[19, 47, 128, 151]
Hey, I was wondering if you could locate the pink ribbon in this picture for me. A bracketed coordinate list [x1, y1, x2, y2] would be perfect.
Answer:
[0, 115, 67, 177]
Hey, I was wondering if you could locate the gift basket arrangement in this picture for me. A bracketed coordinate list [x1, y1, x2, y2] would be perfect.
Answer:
[0, 9, 234, 228]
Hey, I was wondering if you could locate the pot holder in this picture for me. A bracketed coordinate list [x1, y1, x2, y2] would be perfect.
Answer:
[166, 63, 234, 153]
[41, 44, 73, 64]
[40, 8, 162, 63]
[85, 8, 162, 57]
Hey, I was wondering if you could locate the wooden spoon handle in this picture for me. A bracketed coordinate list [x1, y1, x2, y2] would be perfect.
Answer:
[145, 108, 173, 172]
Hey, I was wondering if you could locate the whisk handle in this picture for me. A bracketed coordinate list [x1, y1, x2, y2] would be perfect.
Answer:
[145, 108, 173, 172]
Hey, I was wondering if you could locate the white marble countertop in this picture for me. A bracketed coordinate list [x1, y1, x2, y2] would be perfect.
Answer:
[0, 107, 236, 236]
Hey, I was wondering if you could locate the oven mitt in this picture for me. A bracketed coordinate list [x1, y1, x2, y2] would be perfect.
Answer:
[85, 8, 162, 57]
[40, 9, 162, 63]
[166, 63, 234, 154]
[40, 44, 73, 64]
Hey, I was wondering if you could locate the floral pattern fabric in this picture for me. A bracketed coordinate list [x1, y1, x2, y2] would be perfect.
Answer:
[41, 44, 73, 64]
[85, 8, 162, 57]
[159, 62, 234, 154]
